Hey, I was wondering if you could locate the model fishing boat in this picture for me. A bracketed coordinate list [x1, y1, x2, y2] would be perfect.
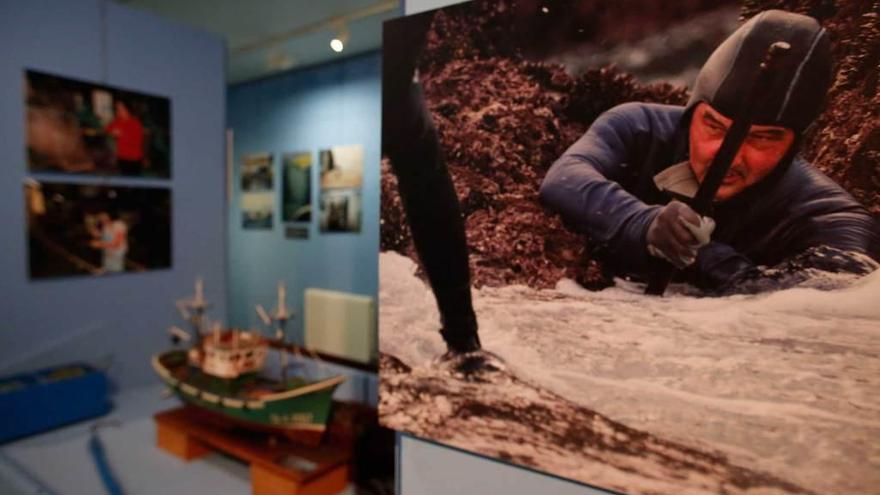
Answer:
[152, 280, 345, 446]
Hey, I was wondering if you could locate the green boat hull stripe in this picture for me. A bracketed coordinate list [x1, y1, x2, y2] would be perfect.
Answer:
[151, 351, 343, 430]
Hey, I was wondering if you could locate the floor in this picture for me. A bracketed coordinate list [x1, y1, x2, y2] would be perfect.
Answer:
[0, 384, 355, 495]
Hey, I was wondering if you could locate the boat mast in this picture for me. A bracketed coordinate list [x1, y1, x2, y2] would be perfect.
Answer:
[175, 277, 210, 350]
[255, 281, 293, 383]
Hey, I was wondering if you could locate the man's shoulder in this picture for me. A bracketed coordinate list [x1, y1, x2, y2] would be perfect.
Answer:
[606, 101, 685, 117]
[785, 158, 846, 192]
[776, 157, 862, 210]
[598, 102, 685, 136]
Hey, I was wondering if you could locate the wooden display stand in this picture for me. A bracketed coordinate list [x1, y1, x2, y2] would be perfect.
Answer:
[155, 406, 351, 495]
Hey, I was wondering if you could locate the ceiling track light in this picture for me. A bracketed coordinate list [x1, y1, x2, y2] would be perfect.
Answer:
[267, 47, 295, 71]
[230, 0, 396, 57]
[331, 23, 349, 53]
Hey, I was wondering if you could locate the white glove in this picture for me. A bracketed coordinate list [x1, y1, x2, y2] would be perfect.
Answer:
[647, 201, 716, 268]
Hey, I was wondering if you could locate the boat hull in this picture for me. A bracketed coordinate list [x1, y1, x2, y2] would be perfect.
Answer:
[152, 350, 344, 446]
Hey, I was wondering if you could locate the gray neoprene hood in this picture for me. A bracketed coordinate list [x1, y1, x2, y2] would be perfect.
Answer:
[687, 10, 832, 134]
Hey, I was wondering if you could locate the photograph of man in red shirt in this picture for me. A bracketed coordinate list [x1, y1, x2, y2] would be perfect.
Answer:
[105, 99, 145, 176]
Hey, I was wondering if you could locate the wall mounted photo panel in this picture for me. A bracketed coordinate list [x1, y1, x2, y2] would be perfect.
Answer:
[26, 70, 171, 178]
[378, 1, 880, 494]
[320, 188, 362, 233]
[240, 152, 274, 230]
[240, 152, 274, 192]
[25, 181, 171, 278]
[320, 145, 363, 233]
[241, 191, 274, 230]
[282, 151, 312, 222]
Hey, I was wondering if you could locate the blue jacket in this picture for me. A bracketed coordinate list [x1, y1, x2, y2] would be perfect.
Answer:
[539, 102, 880, 291]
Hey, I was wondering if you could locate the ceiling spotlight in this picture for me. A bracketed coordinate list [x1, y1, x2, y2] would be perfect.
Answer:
[331, 23, 349, 53]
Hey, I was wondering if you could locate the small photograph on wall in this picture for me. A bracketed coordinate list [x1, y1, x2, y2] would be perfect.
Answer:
[379, 1, 879, 494]
[26, 70, 171, 178]
[320, 189, 362, 233]
[282, 151, 312, 222]
[241, 152, 274, 230]
[25, 181, 171, 279]
[241, 152, 274, 192]
[319, 145, 362, 233]
[241, 192, 274, 230]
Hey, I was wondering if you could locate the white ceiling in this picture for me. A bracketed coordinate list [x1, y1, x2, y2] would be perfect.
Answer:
[116, 0, 402, 84]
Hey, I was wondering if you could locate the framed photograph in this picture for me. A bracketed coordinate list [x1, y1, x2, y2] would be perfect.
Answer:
[26, 70, 171, 178]
[240, 152, 274, 230]
[319, 145, 363, 233]
[240, 152, 273, 192]
[282, 151, 312, 222]
[241, 192, 274, 230]
[25, 181, 171, 278]
[319, 188, 362, 233]
[379, 1, 880, 494]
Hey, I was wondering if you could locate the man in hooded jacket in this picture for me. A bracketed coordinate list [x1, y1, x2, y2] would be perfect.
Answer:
[540, 9, 880, 294]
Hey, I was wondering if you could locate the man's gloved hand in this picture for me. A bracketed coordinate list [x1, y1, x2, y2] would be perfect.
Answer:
[646, 200, 716, 268]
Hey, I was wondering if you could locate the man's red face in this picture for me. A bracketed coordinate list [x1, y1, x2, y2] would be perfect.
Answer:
[689, 102, 795, 201]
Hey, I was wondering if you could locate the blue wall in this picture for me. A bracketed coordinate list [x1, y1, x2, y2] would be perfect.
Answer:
[226, 53, 381, 404]
[226, 52, 381, 338]
[0, 0, 227, 389]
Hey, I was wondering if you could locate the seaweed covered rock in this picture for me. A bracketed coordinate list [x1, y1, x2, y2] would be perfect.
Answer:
[422, 55, 687, 289]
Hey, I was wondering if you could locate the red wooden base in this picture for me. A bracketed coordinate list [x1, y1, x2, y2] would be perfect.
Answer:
[155, 406, 351, 495]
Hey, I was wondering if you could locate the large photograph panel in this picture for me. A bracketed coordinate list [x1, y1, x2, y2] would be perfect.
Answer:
[26, 182, 172, 279]
[26, 70, 171, 178]
[379, 1, 879, 494]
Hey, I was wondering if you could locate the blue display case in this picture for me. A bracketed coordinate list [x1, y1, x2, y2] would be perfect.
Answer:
[0, 363, 111, 443]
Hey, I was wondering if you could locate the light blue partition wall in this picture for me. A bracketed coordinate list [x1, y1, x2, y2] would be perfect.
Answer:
[0, 0, 227, 389]
[227, 52, 381, 403]
[396, 1, 609, 494]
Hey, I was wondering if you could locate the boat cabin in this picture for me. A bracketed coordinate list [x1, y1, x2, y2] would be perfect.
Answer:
[199, 330, 268, 379]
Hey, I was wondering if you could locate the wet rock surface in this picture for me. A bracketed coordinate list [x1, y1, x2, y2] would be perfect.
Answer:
[380, 351, 814, 495]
